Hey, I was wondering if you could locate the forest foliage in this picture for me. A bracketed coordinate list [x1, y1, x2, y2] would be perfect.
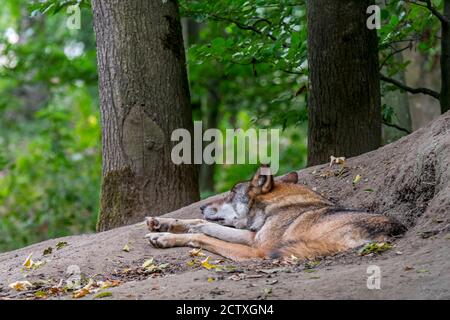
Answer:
[0, 0, 444, 251]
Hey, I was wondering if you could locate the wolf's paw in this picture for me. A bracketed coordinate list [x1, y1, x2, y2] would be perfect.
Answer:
[146, 217, 171, 232]
[145, 232, 176, 248]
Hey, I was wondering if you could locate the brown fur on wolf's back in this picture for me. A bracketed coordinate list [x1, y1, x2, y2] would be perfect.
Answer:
[254, 183, 406, 260]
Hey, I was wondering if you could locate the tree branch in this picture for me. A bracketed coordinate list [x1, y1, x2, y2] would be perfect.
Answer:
[382, 120, 412, 134]
[380, 74, 441, 100]
[209, 14, 278, 42]
[379, 43, 412, 71]
[409, 0, 449, 24]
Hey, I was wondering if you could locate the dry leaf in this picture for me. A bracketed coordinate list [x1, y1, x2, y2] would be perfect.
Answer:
[329, 156, 346, 167]
[94, 291, 112, 299]
[32, 260, 46, 269]
[23, 253, 34, 269]
[142, 258, 154, 268]
[228, 274, 245, 281]
[186, 260, 197, 267]
[207, 277, 215, 283]
[98, 280, 121, 289]
[416, 268, 429, 273]
[353, 174, 361, 185]
[34, 290, 47, 298]
[73, 288, 90, 299]
[9, 281, 33, 291]
[122, 244, 131, 252]
[158, 263, 170, 269]
[404, 266, 414, 271]
[201, 256, 218, 270]
[189, 248, 205, 257]
[56, 241, 68, 250]
[49, 287, 61, 295]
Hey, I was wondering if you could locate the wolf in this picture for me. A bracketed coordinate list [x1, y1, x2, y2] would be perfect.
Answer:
[145, 166, 405, 261]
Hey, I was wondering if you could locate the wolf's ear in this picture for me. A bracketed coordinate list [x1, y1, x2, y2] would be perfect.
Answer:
[250, 165, 274, 194]
[280, 172, 298, 184]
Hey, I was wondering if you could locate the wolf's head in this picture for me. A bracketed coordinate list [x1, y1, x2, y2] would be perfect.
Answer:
[200, 165, 299, 230]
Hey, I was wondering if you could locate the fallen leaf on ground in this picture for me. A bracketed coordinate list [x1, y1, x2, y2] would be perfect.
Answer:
[207, 277, 215, 283]
[73, 288, 90, 299]
[353, 174, 361, 185]
[56, 241, 68, 250]
[201, 256, 219, 270]
[329, 156, 345, 167]
[31, 260, 46, 270]
[9, 281, 34, 291]
[43, 247, 53, 255]
[264, 288, 272, 295]
[93, 291, 112, 299]
[305, 260, 321, 269]
[359, 242, 392, 255]
[416, 269, 429, 273]
[189, 248, 205, 257]
[228, 274, 245, 281]
[34, 290, 47, 298]
[23, 253, 34, 269]
[158, 263, 170, 269]
[122, 244, 131, 252]
[186, 259, 197, 267]
[98, 280, 121, 289]
[142, 258, 154, 268]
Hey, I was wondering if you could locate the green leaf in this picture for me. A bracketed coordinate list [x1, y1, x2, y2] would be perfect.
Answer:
[56, 241, 68, 250]
[93, 291, 113, 299]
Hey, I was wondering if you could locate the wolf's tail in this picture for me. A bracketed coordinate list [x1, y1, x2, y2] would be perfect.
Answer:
[355, 215, 407, 239]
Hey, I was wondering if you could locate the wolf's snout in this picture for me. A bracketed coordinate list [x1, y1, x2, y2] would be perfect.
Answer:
[200, 204, 207, 212]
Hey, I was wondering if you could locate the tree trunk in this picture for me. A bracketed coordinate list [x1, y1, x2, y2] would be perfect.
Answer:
[440, 0, 450, 114]
[92, 0, 199, 231]
[306, 0, 381, 166]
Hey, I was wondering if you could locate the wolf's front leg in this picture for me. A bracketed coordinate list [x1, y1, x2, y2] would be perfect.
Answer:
[145, 233, 265, 261]
[146, 217, 255, 245]
[146, 217, 206, 233]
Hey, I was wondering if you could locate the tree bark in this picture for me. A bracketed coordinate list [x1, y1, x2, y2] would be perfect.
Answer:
[440, 0, 450, 114]
[306, 0, 381, 166]
[92, 0, 199, 231]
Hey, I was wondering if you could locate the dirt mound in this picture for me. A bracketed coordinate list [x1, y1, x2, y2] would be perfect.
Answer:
[0, 112, 449, 300]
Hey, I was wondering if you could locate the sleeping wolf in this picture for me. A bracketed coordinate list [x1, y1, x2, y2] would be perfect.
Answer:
[145, 166, 405, 261]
